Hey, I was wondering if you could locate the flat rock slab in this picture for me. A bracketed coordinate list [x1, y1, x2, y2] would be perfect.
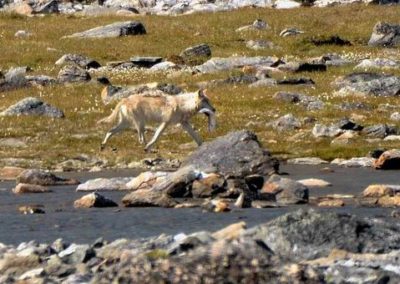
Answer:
[195, 56, 279, 73]
[64, 21, 146, 39]
[76, 177, 132, 191]
[182, 130, 279, 178]
[0, 97, 64, 118]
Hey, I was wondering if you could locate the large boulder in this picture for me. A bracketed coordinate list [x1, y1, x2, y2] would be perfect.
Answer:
[57, 65, 91, 83]
[368, 22, 400, 47]
[0, 97, 64, 118]
[333, 72, 400, 97]
[55, 54, 101, 70]
[374, 149, 400, 169]
[243, 209, 400, 261]
[16, 169, 79, 186]
[74, 193, 118, 208]
[64, 21, 146, 39]
[181, 130, 279, 178]
[180, 43, 212, 65]
[122, 189, 177, 207]
[76, 177, 131, 191]
[260, 175, 309, 204]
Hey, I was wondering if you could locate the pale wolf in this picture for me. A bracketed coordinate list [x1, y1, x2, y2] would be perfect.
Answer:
[97, 89, 216, 151]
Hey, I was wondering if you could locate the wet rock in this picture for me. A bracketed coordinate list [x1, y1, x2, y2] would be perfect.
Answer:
[13, 183, 51, 194]
[192, 173, 226, 198]
[17, 169, 79, 186]
[331, 157, 375, 168]
[18, 205, 45, 214]
[362, 184, 400, 198]
[287, 157, 329, 165]
[317, 199, 344, 207]
[181, 130, 279, 178]
[333, 72, 400, 97]
[0, 97, 64, 118]
[57, 65, 91, 83]
[55, 54, 101, 69]
[122, 189, 177, 207]
[180, 43, 211, 65]
[130, 56, 163, 68]
[355, 58, 400, 70]
[243, 209, 400, 261]
[269, 113, 302, 131]
[126, 171, 168, 191]
[64, 21, 146, 38]
[58, 244, 95, 264]
[74, 193, 118, 208]
[297, 178, 331, 188]
[236, 19, 268, 32]
[212, 222, 246, 241]
[246, 40, 274, 50]
[261, 174, 309, 204]
[362, 124, 389, 138]
[0, 166, 25, 180]
[312, 123, 343, 138]
[278, 62, 327, 72]
[310, 35, 351, 46]
[195, 56, 279, 73]
[76, 177, 131, 191]
[279, 27, 304, 37]
[374, 149, 400, 169]
[368, 22, 400, 47]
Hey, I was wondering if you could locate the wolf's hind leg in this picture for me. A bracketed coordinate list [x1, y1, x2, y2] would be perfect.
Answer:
[100, 122, 129, 150]
[144, 122, 168, 151]
[181, 121, 203, 146]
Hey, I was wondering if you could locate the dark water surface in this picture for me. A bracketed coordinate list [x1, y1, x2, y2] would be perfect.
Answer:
[0, 165, 398, 245]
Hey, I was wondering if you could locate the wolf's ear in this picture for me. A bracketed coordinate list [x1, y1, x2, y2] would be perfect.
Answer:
[198, 89, 208, 98]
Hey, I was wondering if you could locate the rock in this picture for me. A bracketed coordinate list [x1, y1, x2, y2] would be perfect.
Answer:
[310, 53, 352, 66]
[0, 67, 28, 91]
[279, 27, 304, 37]
[297, 178, 332, 188]
[33, 0, 59, 14]
[195, 56, 279, 73]
[55, 54, 101, 69]
[212, 222, 246, 240]
[287, 157, 329, 165]
[374, 149, 400, 169]
[362, 124, 389, 138]
[12, 2, 34, 16]
[168, 232, 214, 255]
[13, 183, 51, 194]
[126, 172, 168, 191]
[317, 199, 344, 207]
[277, 62, 327, 73]
[192, 173, 226, 198]
[245, 40, 274, 50]
[57, 65, 91, 83]
[58, 244, 95, 264]
[18, 205, 45, 214]
[390, 112, 400, 121]
[377, 195, 400, 207]
[17, 169, 79, 186]
[392, 210, 400, 218]
[180, 43, 211, 65]
[384, 135, 400, 141]
[0, 166, 25, 180]
[362, 184, 400, 197]
[249, 78, 277, 87]
[337, 102, 371, 111]
[14, 30, 32, 38]
[236, 19, 268, 32]
[202, 199, 231, 213]
[277, 77, 314, 85]
[76, 177, 131, 191]
[122, 189, 177, 207]
[310, 35, 351, 46]
[64, 21, 146, 38]
[243, 209, 400, 261]
[368, 22, 400, 47]
[331, 130, 358, 145]
[181, 130, 279, 178]
[273, 91, 301, 103]
[273, 0, 301, 8]
[150, 61, 177, 71]
[130, 56, 163, 68]
[312, 123, 343, 138]
[18, 267, 45, 280]
[0, 138, 26, 149]
[0, 254, 40, 275]
[355, 58, 400, 70]
[333, 72, 400, 97]
[269, 113, 301, 131]
[335, 117, 363, 131]
[261, 175, 309, 204]
[331, 157, 375, 168]
[74, 192, 118, 208]
[0, 97, 64, 118]
[26, 75, 56, 86]
[273, 92, 323, 110]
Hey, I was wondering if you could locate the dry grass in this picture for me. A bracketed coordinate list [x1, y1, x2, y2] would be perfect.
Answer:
[0, 5, 399, 168]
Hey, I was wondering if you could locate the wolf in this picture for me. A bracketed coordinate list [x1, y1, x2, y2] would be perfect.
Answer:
[97, 89, 216, 151]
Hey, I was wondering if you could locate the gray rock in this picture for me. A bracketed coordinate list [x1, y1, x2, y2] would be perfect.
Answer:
[355, 58, 400, 70]
[368, 22, 400, 47]
[362, 124, 390, 138]
[390, 112, 400, 121]
[273, 92, 301, 103]
[312, 124, 343, 138]
[55, 54, 101, 69]
[333, 72, 400, 97]
[279, 27, 304, 37]
[181, 130, 279, 178]
[150, 61, 177, 71]
[249, 78, 277, 87]
[269, 113, 301, 131]
[261, 175, 309, 205]
[287, 157, 329, 165]
[335, 118, 363, 131]
[236, 19, 268, 32]
[0, 67, 28, 91]
[246, 40, 274, 50]
[16, 169, 79, 186]
[0, 97, 64, 118]
[243, 209, 400, 261]
[273, 92, 324, 110]
[76, 177, 131, 191]
[122, 189, 177, 207]
[277, 62, 327, 73]
[310, 53, 352, 66]
[74, 192, 118, 208]
[310, 35, 351, 46]
[58, 244, 95, 264]
[180, 44, 211, 64]
[130, 56, 163, 68]
[33, 0, 59, 14]
[331, 157, 375, 168]
[337, 102, 371, 111]
[277, 77, 314, 85]
[195, 56, 279, 73]
[64, 21, 146, 39]
[57, 65, 91, 83]
[25, 75, 56, 86]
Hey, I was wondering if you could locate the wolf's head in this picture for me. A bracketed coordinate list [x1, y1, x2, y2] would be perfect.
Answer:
[197, 89, 217, 131]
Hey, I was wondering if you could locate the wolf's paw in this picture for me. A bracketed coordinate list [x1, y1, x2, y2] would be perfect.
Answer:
[100, 144, 105, 151]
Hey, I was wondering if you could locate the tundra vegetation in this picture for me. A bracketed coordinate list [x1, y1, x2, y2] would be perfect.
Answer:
[0, 5, 399, 168]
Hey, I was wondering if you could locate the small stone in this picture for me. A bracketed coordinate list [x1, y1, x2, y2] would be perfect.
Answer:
[0, 97, 64, 118]
[269, 113, 301, 131]
[74, 193, 118, 208]
[317, 199, 345, 207]
[261, 175, 309, 204]
[312, 124, 342, 138]
[15, 30, 32, 38]
[192, 173, 226, 198]
[18, 205, 45, 214]
[13, 183, 51, 194]
[297, 178, 331, 188]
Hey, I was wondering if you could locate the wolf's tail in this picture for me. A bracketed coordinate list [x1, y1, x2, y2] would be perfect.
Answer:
[97, 102, 122, 125]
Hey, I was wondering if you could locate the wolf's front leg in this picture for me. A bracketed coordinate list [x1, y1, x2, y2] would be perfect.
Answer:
[144, 122, 168, 152]
[181, 121, 203, 146]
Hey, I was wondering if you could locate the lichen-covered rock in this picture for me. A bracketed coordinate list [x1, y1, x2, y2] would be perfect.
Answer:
[57, 65, 91, 83]
[368, 22, 400, 47]
[0, 97, 64, 118]
[64, 21, 146, 38]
